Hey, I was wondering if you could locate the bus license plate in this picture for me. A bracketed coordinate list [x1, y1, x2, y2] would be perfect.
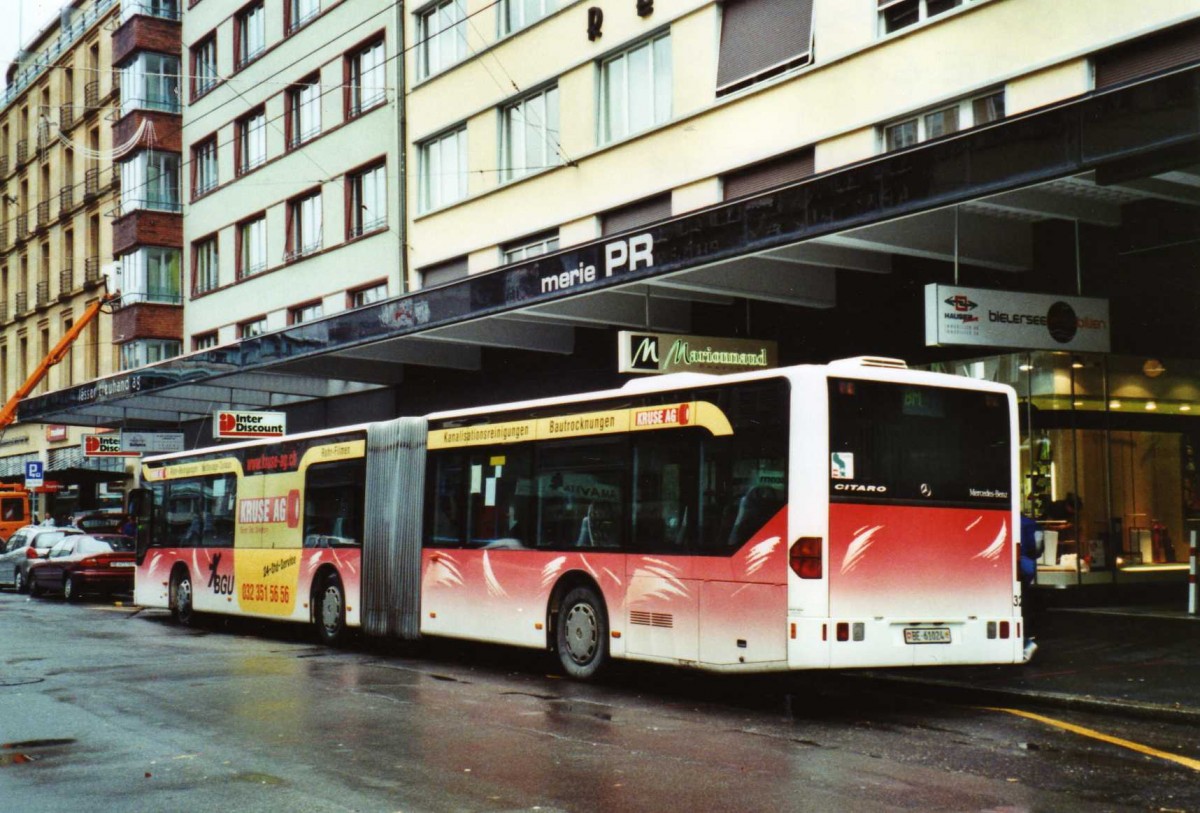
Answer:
[904, 628, 951, 644]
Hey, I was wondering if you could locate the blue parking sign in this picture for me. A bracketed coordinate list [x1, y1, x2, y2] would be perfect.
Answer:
[24, 461, 44, 485]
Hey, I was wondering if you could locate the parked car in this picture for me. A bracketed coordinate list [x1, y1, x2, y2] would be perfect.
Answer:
[0, 526, 84, 594]
[27, 534, 136, 601]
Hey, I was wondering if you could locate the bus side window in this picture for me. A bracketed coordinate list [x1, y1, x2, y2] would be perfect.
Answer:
[165, 479, 203, 548]
[536, 439, 625, 550]
[203, 474, 237, 548]
[428, 454, 465, 547]
[464, 449, 532, 548]
[700, 439, 786, 552]
[632, 435, 698, 552]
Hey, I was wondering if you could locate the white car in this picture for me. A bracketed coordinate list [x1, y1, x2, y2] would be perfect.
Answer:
[0, 526, 83, 594]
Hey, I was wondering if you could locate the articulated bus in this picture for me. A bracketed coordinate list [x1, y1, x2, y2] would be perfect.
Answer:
[131, 357, 1026, 678]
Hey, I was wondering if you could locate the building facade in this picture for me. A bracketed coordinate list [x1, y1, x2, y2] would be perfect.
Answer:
[0, 0, 125, 517]
[15, 0, 1200, 602]
[179, 0, 402, 350]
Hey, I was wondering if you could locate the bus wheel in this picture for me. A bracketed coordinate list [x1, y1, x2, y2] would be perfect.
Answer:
[315, 574, 346, 646]
[556, 586, 608, 680]
[172, 571, 194, 626]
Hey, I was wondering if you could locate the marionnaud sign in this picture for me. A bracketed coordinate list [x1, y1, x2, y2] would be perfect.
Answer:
[214, 410, 287, 439]
[122, 432, 185, 454]
[82, 434, 140, 458]
[619, 331, 778, 375]
[925, 284, 1110, 352]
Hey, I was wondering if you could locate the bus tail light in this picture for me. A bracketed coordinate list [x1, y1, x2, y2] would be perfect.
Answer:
[789, 537, 823, 579]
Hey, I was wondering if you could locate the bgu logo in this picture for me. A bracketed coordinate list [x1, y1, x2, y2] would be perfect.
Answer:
[208, 552, 234, 595]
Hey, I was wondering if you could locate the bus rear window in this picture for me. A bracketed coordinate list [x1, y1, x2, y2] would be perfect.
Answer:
[828, 378, 1011, 507]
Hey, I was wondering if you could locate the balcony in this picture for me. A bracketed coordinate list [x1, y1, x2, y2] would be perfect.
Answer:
[36, 200, 49, 229]
[85, 80, 99, 110]
[15, 291, 27, 313]
[85, 167, 100, 198]
[16, 139, 28, 165]
[84, 256, 101, 285]
[59, 266, 74, 297]
[0, 155, 7, 176]
[0, 303, 7, 323]
[35, 280, 50, 307]
[0, 224, 7, 250]
[59, 185, 74, 214]
[15, 214, 27, 237]
[60, 103, 75, 130]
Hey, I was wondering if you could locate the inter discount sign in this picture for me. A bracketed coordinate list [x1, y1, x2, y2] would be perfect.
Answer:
[214, 410, 287, 439]
[82, 434, 140, 458]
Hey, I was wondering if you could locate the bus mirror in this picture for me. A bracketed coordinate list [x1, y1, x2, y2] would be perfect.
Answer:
[128, 488, 154, 563]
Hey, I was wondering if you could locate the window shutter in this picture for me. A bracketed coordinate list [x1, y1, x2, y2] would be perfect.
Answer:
[1094, 20, 1200, 89]
[420, 255, 469, 287]
[601, 194, 671, 236]
[723, 147, 815, 201]
[717, 0, 815, 94]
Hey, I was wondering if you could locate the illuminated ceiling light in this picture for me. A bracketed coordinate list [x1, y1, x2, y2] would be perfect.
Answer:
[1018, 363, 1034, 371]
[1109, 400, 1122, 409]
[1145, 401, 1157, 411]
[1181, 404, 1192, 412]
[1071, 359, 1085, 369]
[1074, 401, 1084, 407]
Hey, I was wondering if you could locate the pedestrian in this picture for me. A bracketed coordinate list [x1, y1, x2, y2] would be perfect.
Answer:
[1019, 512, 1041, 661]
[120, 514, 136, 537]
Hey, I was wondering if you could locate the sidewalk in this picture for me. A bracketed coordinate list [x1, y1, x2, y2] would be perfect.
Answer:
[857, 606, 1200, 721]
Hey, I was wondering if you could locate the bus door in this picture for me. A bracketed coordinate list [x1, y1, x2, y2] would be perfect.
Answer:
[624, 433, 700, 664]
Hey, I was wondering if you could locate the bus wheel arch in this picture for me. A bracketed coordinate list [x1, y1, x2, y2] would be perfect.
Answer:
[548, 574, 610, 680]
[311, 566, 347, 646]
[169, 565, 195, 626]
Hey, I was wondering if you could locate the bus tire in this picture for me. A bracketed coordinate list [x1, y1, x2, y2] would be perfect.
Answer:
[315, 574, 346, 646]
[556, 586, 608, 680]
[171, 570, 195, 626]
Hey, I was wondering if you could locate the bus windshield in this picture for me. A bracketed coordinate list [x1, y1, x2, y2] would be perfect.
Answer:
[828, 378, 1011, 508]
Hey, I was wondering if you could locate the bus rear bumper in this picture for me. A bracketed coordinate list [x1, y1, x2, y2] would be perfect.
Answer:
[787, 616, 1024, 669]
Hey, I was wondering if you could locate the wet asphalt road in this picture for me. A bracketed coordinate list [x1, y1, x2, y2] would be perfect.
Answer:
[1, 591, 1198, 813]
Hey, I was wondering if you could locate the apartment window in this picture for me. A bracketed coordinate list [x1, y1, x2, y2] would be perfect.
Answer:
[500, 0, 555, 36]
[120, 0, 181, 23]
[287, 0, 320, 34]
[722, 147, 815, 201]
[503, 232, 559, 264]
[879, 0, 962, 35]
[193, 331, 218, 350]
[287, 190, 323, 259]
[119, 247, 181, 304]
[239, 316, 268, 338]
[417, 0, 467, 79]
[601, 193, 670, 236]
[290, 301, 323, 324]
[191, 35, 218, 98]
[717, 0, 814, 95]
[347, 39, 386, 116]
[882, 90, 1004, 152]
[420, 255, 467, 287]
[502, 86, 561, 182]
[193, 235, 219, 294]
[287, 75, 321, 148]
[347, 162, 386, 238]
[120, 339, 181, 370]
[119, 52, 181, 115]
[237, 108, 266, 174]
[349, 281, 387, 307]
[237, 215, 267, 278]
[236, 3, 266, 69]
[192, 137, 218, 197]
[599, 34, 672, 145]
[119, 150, 180, 214]
[418, 126, 467, 213]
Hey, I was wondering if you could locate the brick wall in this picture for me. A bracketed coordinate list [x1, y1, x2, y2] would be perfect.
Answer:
[112, 302, 183, 342]
[113, 210, 182, 255]
[114, 110, 181, 153]
[113, 16, 181, 66]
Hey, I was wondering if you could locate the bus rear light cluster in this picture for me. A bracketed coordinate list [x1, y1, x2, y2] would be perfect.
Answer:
[789, 537, 823, 579]
[986, 621, 1013, 639]
[835, 622, 865, 642]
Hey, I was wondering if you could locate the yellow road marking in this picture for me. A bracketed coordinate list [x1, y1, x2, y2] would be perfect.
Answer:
[988, 707, 1200, 772]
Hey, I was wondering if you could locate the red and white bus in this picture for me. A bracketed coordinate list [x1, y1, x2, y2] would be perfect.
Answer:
[131, 357, 1026, 677]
